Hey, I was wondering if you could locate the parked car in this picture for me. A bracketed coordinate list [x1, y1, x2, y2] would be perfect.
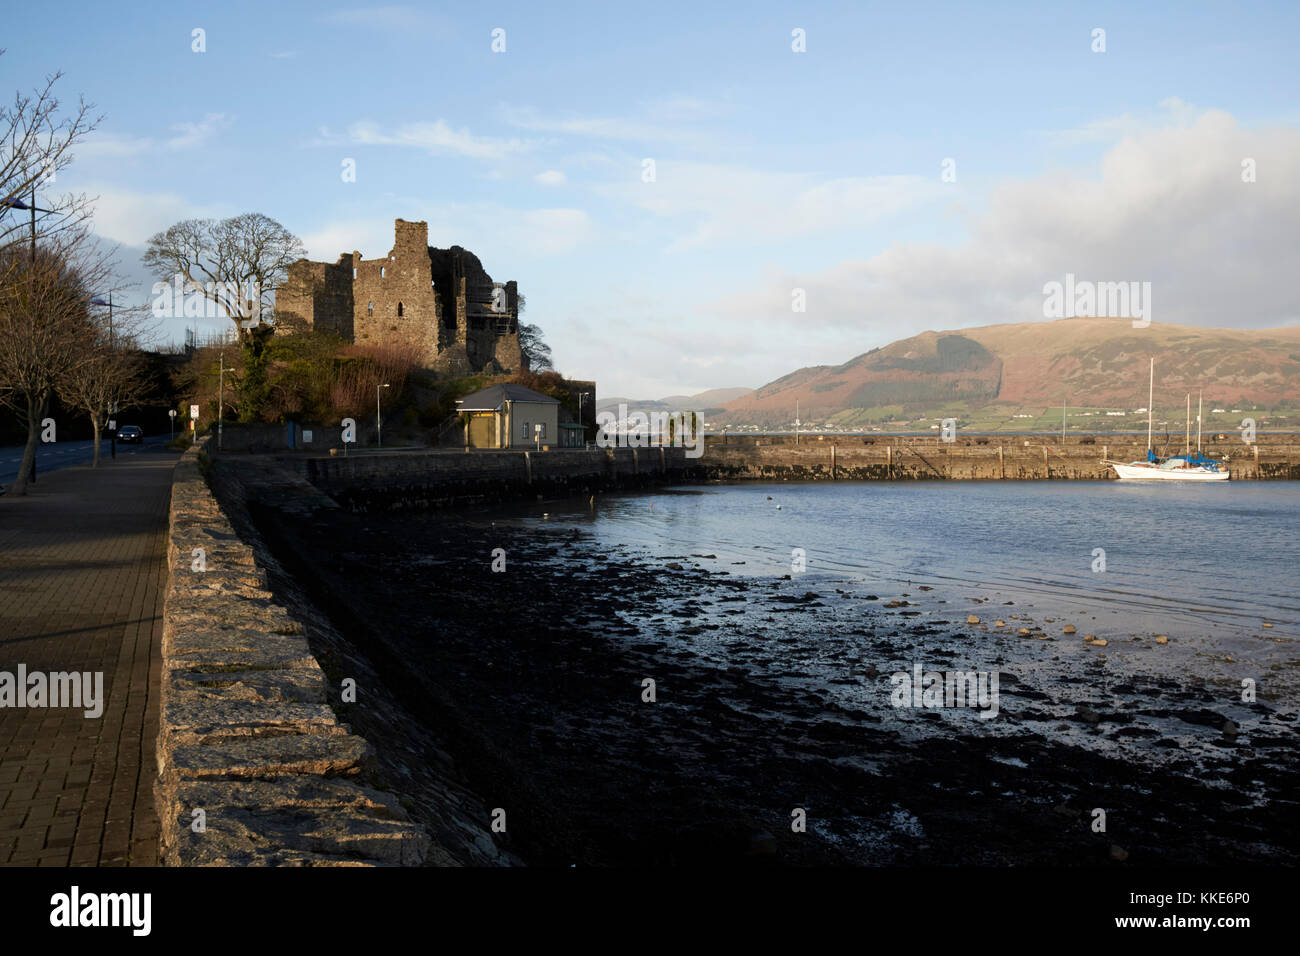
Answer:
[117, 425, 144, 444]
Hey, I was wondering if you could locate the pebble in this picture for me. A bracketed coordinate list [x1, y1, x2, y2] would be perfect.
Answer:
[1110, 845, 1129, 862]
[994, 620, 1006, 627]
[1155, 635, 1168, 645]
[1063, 624, 1077, 634]
[967, 615, 980, 625]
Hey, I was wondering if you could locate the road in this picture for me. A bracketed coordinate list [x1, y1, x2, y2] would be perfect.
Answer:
[0, 433, 172, 489]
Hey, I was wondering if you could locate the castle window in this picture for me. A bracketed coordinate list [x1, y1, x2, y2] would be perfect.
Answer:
[367, 301, 373, 315]
[381, 267, 386, 278]
[397, 302, 403, 317]
[353, 268, 357, 279]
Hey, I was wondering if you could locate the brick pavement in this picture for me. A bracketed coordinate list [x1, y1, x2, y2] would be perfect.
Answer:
[0, 450, 177, 866]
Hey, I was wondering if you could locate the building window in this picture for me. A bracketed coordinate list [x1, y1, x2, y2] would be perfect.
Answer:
[397, 301, 403, 317]
[537, 423, 546, 440]
[521, 421, 529, 440]
[381, 266, 386, 278]
[367, 301, 373, 315]
[352, 268, 357, 279]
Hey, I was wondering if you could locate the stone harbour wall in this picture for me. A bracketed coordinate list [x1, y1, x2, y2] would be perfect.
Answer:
[295, 445, 704, 510]
[702, 436, 1300, 481]
[156, 441, 430, 865]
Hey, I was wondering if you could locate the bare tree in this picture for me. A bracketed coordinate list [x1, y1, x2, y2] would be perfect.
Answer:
[142, 214, 305, 421]
[1, 55, 101, 254]
[57, 322, 149, 467]
[0, 228, 111, 494]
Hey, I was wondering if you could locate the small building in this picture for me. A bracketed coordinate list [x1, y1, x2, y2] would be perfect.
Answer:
[457, 384, 559, 449]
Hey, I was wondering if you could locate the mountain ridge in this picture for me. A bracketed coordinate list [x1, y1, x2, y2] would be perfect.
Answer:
[713, 317, 1300, 428]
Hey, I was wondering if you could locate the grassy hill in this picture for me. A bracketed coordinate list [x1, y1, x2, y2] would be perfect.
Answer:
[712, 317, 1300, 431]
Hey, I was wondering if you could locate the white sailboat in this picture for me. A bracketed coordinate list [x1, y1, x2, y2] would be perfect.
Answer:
[1102, 360, 1229, 481]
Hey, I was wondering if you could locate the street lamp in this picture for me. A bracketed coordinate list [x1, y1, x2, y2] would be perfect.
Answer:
[90, 294, 114, 346]
[377, 383, 390, 448]
[1, 190, 55, 264]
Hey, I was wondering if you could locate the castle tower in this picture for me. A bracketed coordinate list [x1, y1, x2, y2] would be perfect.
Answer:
[276, 218, 523, 374]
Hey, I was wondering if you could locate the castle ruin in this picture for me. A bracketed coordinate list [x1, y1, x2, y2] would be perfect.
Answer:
[275, 219, 523, 374]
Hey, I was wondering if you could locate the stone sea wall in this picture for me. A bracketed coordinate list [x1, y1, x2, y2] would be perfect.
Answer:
[294, 445, 704, 510]
[702, 436, 1300, 481]
[156, 441, 430, 865]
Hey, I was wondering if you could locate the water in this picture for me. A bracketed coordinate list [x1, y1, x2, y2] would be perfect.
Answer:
[511, 480, 1300, 666]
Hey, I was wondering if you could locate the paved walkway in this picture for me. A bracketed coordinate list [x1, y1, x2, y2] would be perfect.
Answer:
[0, 449, 177, 866]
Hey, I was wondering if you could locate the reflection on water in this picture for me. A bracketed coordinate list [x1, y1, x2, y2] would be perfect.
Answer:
[500, 480, 1300, 661]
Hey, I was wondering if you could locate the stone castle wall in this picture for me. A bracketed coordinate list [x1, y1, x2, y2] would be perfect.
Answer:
[277, 219, 522, 375]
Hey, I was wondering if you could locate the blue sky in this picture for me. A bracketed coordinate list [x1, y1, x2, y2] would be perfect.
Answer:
[4, 1, 1299, 397]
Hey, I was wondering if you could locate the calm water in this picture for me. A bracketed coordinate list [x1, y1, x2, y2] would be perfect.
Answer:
[511, 480, 1300, 664]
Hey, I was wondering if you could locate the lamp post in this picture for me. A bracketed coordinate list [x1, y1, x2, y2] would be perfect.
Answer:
[89, 294, 114, 346]
[169, 408, 176, 442]
[377, 383, 390, 448]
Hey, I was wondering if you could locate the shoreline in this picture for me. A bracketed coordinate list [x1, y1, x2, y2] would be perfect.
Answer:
[241, 481, 1300, 866]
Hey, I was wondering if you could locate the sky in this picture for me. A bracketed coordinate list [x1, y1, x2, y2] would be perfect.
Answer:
[3, 0, 1299, 398]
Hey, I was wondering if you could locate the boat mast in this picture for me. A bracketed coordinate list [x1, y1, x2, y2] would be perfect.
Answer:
[1147, 357, 1154, 456]
[1062, 394, 1067, 444]
[1185, 393, 1191, 455]
[1197, 390, 1203, 454]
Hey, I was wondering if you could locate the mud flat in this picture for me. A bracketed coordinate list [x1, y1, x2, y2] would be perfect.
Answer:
[245, 498, 1299, 866]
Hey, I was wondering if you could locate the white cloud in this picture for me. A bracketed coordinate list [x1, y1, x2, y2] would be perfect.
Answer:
[304, 204, 596, 264]
[85, 186, 230, 247]
[535, 169, 566, 186]
[596, 162, 944, 249]
[518, 208, 594, 254]
[710, 108, 1300, 337]
[1041, 98, 1198, 148]
[166, 113, 234, 150]
[501, 100, 729, 149]
[76, 113, 235, 160]
[343, 119, 538, 159]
